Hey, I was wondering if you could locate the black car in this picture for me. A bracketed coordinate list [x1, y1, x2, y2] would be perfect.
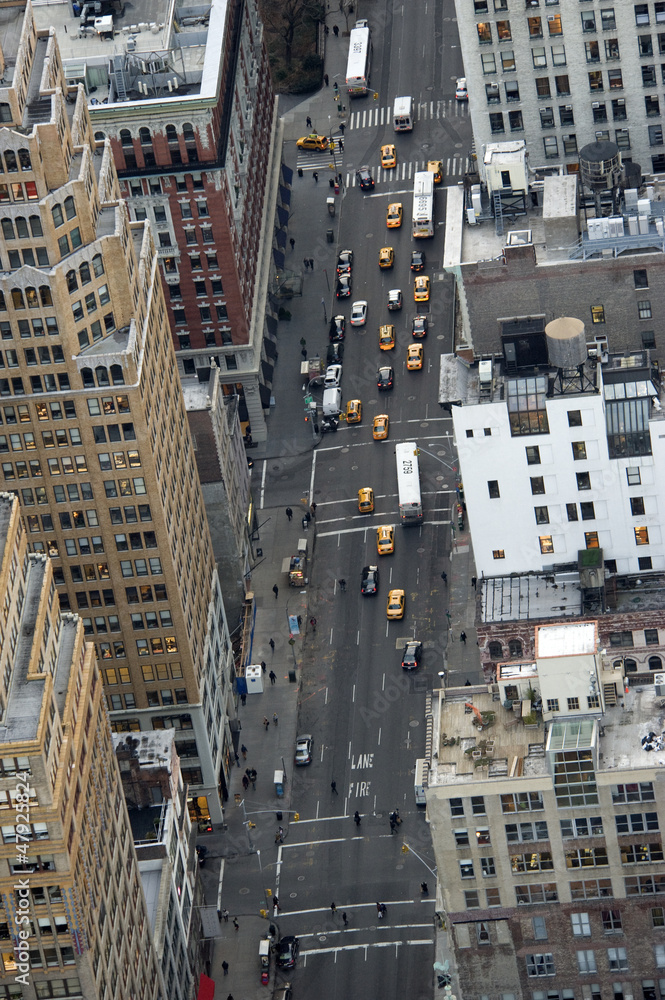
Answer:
[377, 365, 394, 391]
[327, 342, 344, 364]
[412, 315, 428, 338]
[410, 250, 426, 272]
[401, 640, 423, 671]
[356, 165, 375, 191]
[277, 936, 300, 969]
[329, 315, 346, 342]
[336, 274, 352, 298]
[336, 250, 354, 274]
[361, 565, 380, 596]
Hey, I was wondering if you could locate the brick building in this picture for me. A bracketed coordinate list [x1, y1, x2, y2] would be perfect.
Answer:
[0, 493, 166, 1000]
[31, 0, 279, 440]
[0, 7, 235, 825]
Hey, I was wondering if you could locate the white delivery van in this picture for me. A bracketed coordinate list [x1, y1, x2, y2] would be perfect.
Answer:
[393, 96, 413, 132]
[322, 387, 342, 416]
[414, 758, 429, 806]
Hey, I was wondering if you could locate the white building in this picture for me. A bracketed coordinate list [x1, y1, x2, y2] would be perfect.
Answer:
[454, 0, 665, 176]
[440, 330, 665, 579]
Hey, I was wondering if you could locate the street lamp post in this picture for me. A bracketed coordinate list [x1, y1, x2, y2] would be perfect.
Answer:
[321, 297, 327, 325]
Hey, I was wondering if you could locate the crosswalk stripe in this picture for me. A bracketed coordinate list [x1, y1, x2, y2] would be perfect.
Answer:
[344, 155, 468, 186]
[348, 100, 467, 129]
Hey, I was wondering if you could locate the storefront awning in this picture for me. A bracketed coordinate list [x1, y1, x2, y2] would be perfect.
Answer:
[197, 975, 215, 1000]
[280, 185, 291, 205]
[275, 228, 287, 248]
[273, 248, 285, 270]
[259, 383, 272, 407]
[266, 315, 277, 336]
[277, 205, 289, 228]
[281, 162, 293, 184]
[264, 337, 278, 359]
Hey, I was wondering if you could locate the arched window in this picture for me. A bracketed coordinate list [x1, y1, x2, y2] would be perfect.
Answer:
[4, 151, 17, 173]
[94, 131, 106, 142]
[624, 658, 637, 673]
[52, 204, 64, 228]
[182, 122, 195, 142]
[166, 124, 178, 143]
[66, 270, 78, 293]
[95, 366, 110, 386]
[92, 254, 104, 277]
[29, 215, 42, 237]
[0, 104, 12, 124]
[509, 639, 523, 658]
[11, 289, 25, 310]
[649, 656, 662, 671]
[15, 218, 28, 239]
[1, 219, 14, 240]
[110, 364, 125, 385]
[39, 286, 52, 307]
[79, 262, 91, 285]
[488, 641, 503, 660]
[120, 129, 133, 147]
[81, 367, 95, 388]
[25, 287, 38, 309]
[64, 196, 76, 220]
[139, 127, 152, 145]
[17, 149, 31, 171]
[0, 292, 6, 311]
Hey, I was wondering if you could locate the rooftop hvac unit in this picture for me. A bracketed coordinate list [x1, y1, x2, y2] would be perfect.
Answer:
[478, 360, 492, 385]
[654, 672, 665, 696]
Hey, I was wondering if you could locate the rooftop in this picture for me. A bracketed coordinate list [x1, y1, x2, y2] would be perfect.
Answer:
[428, 683, 665, 788]
[0, 554, 48, 744]
[112, 729, 175, 767]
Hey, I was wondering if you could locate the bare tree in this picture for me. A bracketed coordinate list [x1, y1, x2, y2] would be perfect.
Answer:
[261, 0, 322, 67]
[338, 0, 355, 33]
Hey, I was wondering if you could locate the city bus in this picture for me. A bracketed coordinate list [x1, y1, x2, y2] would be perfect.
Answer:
[412, 171, 434, 238]
[346, 20, 372, 96]
[395, 442, 423, 525]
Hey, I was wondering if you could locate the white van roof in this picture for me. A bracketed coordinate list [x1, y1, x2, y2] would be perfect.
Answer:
[393, 96, 412, 114]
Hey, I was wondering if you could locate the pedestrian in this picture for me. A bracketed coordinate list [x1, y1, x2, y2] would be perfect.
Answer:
[269, 669, 276, 684]
[301, 347, 308, 360]
[241, 744, 247, 759]
[273, 585, 279, 599]
[242, 774, 249, 791]
[441, 571, 448, 584]
[289, 237, 295, 250]
[465, 679, 471, 686]
[273, 896, 281, 912]
[324, 23, 329, 34]
[233, 917, 239, 931]
[329, 176, 335, 189]
[333, 80, 338, 91]
[377, 902, 383, 918]
[297, 167, 303, 178]
[240, 693, 246, 706]
[234, 751, 240, 767]
[460, 631, 467, 644]
[309, 258, 315, 270]
[310, 503, 317, 517]
[471, 576, 477, 590]
[310, 617, 317, 632]
[275, 829, 283, 844]
[222, 961, 229, 976]
[222, 908, 229, 922]
[263, 716, 270, 731]
[304, 511, 311, 524]
[354, 810, 361, 826]
[339, 138, 344, 152]
[273, 713, 278, 725]
[261, 661, 266, 673]
[390, 818, 396, 834]
[297, 615, 303, 627]
[312, 171, 318, 183]
[303, 258, 309, 270]
[228, 995, 234, 1000]
[269, 637, 275, 651]
[394, 808, 401, 825]
[331, 780, 338, 794]
[342, 912, 348, 926]
[338, 579, 346, 591]
[286, 507, 293, 521]
[331, 902, 337, 915]
[306, 115, 312, 128]
[339, 122, 346, 134]
[333, 24, 339, 36]
[324, 73, 329, 86]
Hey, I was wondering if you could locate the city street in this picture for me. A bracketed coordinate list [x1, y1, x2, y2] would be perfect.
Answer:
[217, 1, 474, 997]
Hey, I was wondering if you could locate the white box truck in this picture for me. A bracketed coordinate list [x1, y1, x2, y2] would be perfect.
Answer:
[393, 96, 413, 132]
[322, 387, 342, 416]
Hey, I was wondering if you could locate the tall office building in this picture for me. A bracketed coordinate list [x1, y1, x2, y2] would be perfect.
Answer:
[30, 0, 279, 440]
[454, 0, 665, 177]
[0, 8, 234, 824]
[0, 493, 165, 1000]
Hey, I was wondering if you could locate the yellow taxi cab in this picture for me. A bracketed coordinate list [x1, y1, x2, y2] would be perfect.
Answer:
[296, 133, 329, 151]
[414, 275, 430, 302]
[358, 487, 374, 513]
[427, 159, 444, 184]
[379, 325, 395, 351]
[386, 203, 403, 228]
[381, 144, 397, 168]
[407, 343, 423, 370]
[346, 399, 362, 423]
[378, 247, 394, 269]
[372, 414, 389, 440]
[387, 589, 405, 619]
[376, 525, 395, 555]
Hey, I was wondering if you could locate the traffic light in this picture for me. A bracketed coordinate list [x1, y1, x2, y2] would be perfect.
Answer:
[374, 92, 379, 100]
[293, 812, 300, 822]
[248, 821, 256, 829]
[401, 844, 410, 854]
[266, 888, 272, 896]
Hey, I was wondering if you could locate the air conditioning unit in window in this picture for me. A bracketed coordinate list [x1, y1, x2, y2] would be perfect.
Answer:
[592, 102, 600, 108]
[565, 104, 572, 110]
[616, 98, 625, 105]
[547, 14, 556, 19]
[653, 672, 665, 696]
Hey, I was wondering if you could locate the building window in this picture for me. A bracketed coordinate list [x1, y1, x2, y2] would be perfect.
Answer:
[493, 550, 505, 559]
[552, 43, 566, 65]
[563, 134, 577, 155]
[450, 798, 464, 817]
[608, 69, 623, 89]
[608, 947, 629, 970]
[481, 53, 497, 73]
[488, 480, 500, 498]
[585, 532, 599, 548]
[638, 300, 652, 319]
[612, 99, 627, 120]
[482, 857, 496, 877]
[544, 136, 559, 158]
[460, 859, 475, 878]
[582, 11, 595, 31]
[577, 950, 597, 973]
[572, 441, 588, 460]
[536, 78, 552, 98]
[635, 526, 650, 545]
[640, 557, 654, 570]
[502, 50, 516, 70]
[590, 305, 605, 324]
[615, 129, 630, 150]
[580, 502, 595, 520]
[490, 113, 505, 133]
[645, 629, 659, 644]
[526, 954, 555, 977]
[477, 21, 492, 41]
[547, 698, 560, 712]
[532, 916, 548, 940]
[454, 828, 470, 847]
[567, 697, 580, 710]
[630, 496, 646, 516]
[577, 472, 591, 490]
[572, 913, 592, 937]
[531, 477, 545, 495]
[535, 506, 549, 524]
[548, 14, 562, 34]
[464, 890, 480, 908]
[642, 329, 656, 348]
[509, 110, 524, 130]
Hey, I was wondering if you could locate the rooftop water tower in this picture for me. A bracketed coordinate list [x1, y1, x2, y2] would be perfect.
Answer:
[545, 317, 597, 395]
[579, 140, 622, 216]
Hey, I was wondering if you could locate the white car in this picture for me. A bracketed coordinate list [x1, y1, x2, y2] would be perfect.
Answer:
[324, 364, 342, 387]
[455, 77, 468, 101]
[350, 300, 368, 326]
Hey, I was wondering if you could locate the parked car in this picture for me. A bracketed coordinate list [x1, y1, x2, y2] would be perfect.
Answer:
[277, 936, 300, 969]
[295, 734, 313, 765]
[324, 364, 342, 387]
[329, 315, 346, 341]
[361, 565, 380, 595]
[350, 300, 368, 326]
[327, 342, 344, 364]
[356, 165, 375, 190]
[455, 77, 468, 101]
[401, 640, 422, 670]
[336, 274, 352, 298]
[337, 249, 354, 274]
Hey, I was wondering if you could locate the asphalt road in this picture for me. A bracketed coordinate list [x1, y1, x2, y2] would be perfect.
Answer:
[257, 1, 473, 996]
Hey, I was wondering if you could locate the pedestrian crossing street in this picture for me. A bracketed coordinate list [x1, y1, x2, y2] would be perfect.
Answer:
[347, 99, 468, 131]
[296, 153, 471, 181]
